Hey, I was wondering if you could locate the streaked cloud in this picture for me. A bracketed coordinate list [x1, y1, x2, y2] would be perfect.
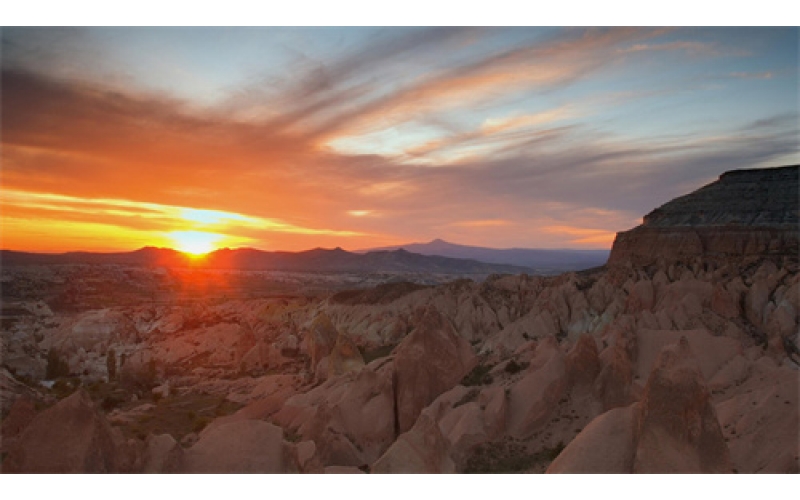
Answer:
[450, 219, 515, 228]
[1, 27, 797, 252]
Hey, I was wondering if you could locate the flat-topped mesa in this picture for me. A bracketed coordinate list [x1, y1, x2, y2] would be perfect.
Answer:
[608, 165, 799, 267]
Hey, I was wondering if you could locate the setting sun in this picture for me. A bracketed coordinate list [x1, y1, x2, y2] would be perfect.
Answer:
[169, 230, 222, 255]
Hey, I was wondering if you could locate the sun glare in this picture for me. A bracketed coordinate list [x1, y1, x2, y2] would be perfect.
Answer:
[169, 230, 222, 256]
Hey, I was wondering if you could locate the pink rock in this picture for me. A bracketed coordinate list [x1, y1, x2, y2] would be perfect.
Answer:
[633, 338, 732, 473]
[142, 433, 183, 473]
[0, 396, 36, 453]
[715, 363, 799, 473]
[393, 307, 477, 433]
[181, 420, 293, 473]
[594, 341, 634, 411]
[634, 328, 740, 381]
[507, 341, 568, 438]
[565, 335, 601, 387]
[273, 366, 395, 467]
[307, 312, 339, 370]
[626, 279, 655, 312]
[2, 390, 133, 473]
[547, 405, 636, 473]
[372, 413, 455, 473]
[328, 332, 365, 377]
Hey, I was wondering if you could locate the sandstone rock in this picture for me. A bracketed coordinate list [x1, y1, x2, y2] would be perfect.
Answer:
[547, 405, 636, 473]
[594, 341, 634, 411]
[294, 440, 322, 472]
[372, 412, 455, 473]
[324, 465, 365, 473]
[328, 332, 365, 377]
[393, 307, 477, 433]
[565, 335, 601, 388]
[711, 281, 744, 319]
[307, 312, 340, 370]
[608, 166, 799, 267]
[2, 390, 130, 473]
[507, 339, 568, 438]
[479, 385, 508, 439]
[634, 328, 740, 381]
[142, 433, 183, 473]
[0, 396, 37, 453]
[715, 362, 799, 473]
[633, 338, 732, 473]
[745, 280, 770, 327]
[627, 279, 654, 312]
[273, 366, 395, 466]
[707, 355, 751, 392]
[181, 420, 292, 473]
[438, 402, 487, 466]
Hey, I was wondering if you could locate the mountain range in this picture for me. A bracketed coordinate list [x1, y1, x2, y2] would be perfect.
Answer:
[360, 239, 609, 272]
[0, 246, 537, 275]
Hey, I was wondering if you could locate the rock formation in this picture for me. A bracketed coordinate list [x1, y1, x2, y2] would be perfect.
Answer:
[1, 165, 797, 474]
[393, 307, 477, 433]
[609, 165, 798, 266]
[2, 390, 137, 473]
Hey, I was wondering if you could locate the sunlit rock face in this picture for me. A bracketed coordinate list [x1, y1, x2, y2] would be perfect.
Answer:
[609, 165, 799, 267]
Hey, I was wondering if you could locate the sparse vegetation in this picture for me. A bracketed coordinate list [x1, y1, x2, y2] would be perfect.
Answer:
[359, 344, 396, 364]
[504, 359, 529, 375]
[116, 393, 243, 441]
[106, 348, 117, 381]
[284, 429, 302, 443]
[461, 363, 495, 386]
[45, 348, 70, 379]
[464, 439, 566, 473]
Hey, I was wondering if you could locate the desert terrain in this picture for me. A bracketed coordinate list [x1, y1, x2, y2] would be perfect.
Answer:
[1, 165, 798, 473]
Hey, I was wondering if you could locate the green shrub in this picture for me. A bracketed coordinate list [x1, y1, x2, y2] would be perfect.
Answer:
[45, 348, 70, 379]
[106, 349, 117, 381]
[461, 363, 494, 386]
[504, 359, 529, 375]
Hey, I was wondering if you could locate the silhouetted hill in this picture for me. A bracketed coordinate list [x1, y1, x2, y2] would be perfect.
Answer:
[0, 246, 533, 275]
[360, 239, 608, 272]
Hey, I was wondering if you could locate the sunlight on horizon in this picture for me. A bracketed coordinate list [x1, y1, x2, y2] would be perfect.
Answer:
[169, 230, 223, 255]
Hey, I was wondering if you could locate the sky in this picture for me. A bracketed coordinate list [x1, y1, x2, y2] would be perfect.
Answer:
[1, 26, 798, 253]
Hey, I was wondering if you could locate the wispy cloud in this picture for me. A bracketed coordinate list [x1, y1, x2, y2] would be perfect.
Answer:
[729, 71, 774, 80]
[2, 27, 797, 251]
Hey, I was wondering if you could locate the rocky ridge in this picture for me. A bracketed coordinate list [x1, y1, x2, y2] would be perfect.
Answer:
[609, 165, 798, 266]
[1, 165, 798, 473]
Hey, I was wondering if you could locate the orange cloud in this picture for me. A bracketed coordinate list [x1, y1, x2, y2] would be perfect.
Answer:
[541, 225, 618, 247]
[0, 189, 366, 252]
[450, 219, 515, 228]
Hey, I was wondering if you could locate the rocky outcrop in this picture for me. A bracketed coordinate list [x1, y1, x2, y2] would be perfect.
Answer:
[372, 412, 455, 473]
[507, 338, 569, 438]
[547, 405, 637, 473]
[307, 312, 339, 373]
[633, 338, 732, 472]
[0, 396, 37, 454]
[328, 332, 365, 378]
[393, 307, 477, 433]
[272, 366, 396, 467]
[180, 420, 293, 473]
[715, 358, 799, 473]
[2, 390, 137, 473]
[549, 338, 732, 473]
[609, 166, 799, 266]
[142, 433, 183, 473]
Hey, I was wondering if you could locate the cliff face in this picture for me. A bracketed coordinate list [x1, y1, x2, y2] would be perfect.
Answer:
[609, 165, 799, 266]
